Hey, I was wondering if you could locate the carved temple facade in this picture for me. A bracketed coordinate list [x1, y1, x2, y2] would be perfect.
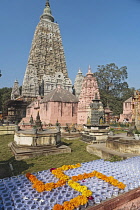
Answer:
[77, 66, 103, 125]
[9, 1, 110, 125]
[22, 0, 72, 98]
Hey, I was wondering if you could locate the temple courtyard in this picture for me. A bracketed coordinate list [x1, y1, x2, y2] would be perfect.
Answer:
[0, 134, 140, 210]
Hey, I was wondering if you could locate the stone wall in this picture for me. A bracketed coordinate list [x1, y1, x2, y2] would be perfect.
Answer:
[0, 126, 15, 135]
[107, 137, 140, 154]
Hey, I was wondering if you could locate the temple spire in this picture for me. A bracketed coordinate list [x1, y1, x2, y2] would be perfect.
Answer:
[40, 0, 54, 22]
[87, 65, 93, 75]
[88, 65, 91, 73]
[45, 0, 50, 6]
[78, 68, 82, 74]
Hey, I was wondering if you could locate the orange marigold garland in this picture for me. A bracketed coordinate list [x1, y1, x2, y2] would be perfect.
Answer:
[71, 170, 126, 190]
[53, 204, 64, 210]
[26, 162, 126, 210]
[53, 195, 88, 210]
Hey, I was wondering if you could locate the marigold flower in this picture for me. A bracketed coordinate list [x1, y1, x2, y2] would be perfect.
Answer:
[82, 190, 92, 197]
[29, 174, 37, 183]
[53, 204, 64, 210]
[117, 182, 126, 189]
[54, 180, 66, 188]
[60, 163, 81, 171]
[26, 173, 31, 179]
[63, 201, 75, 210]
[45, 182, 55, 191]
[72, 176, 78, 181]
[79, 195, 88, 205]
[70, 198, 80, 208]
[77, 174, 84, 180]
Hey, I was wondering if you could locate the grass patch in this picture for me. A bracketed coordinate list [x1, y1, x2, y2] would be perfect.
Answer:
[114, 130, 127, 134]
[0, 135, 100, 177]
[105, 155, 123, 162]
[0, 134, 14, 161]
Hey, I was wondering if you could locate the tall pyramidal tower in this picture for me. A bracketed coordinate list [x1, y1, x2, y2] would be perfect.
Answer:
[22, 0, 72, 98]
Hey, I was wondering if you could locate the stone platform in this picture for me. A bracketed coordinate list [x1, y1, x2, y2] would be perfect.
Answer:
[86, 143, 139, 159]
[107, 136, 140, 154]
[86, 133, 140, 159]
[10, 141, 71, 160]
[82, 129, 109, 144]
[0, 125, 15, 135]
[10, 129, 71, 160]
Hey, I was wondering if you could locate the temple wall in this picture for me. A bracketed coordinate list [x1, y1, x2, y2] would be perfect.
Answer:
[23, 101, 78, 126]
[119, 114, 132, 122]
[48, 102, 78, 125]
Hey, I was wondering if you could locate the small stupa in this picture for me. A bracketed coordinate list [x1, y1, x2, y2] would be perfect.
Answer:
[10, 113, 71, 160]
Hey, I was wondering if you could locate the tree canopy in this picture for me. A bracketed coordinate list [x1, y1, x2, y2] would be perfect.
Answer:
[94, 63, 134, 115]
[0, 87, 12, 116]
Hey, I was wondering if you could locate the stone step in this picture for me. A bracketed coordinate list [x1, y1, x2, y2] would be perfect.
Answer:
[10, 142, 71, 160]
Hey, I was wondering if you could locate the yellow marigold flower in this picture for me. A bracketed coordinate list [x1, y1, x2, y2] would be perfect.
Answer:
[111, 180, 119, 186]
[82, 190, 92, 197]
[60, 163, 81, 171]
[108, 176, 115, 182]
[80, 186, 87, 192]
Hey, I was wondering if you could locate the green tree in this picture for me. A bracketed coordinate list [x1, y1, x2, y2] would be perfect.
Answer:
[94, 63, 134, 115]
[95, 63, 128, 96]
[0, 87, 12, 116]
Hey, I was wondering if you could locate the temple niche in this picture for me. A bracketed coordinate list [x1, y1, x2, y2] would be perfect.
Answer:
[11, 80, 20, 100]
[43, 72, 72, 95]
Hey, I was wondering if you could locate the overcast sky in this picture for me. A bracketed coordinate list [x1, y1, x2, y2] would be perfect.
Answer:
[0, 0, 140, 89]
